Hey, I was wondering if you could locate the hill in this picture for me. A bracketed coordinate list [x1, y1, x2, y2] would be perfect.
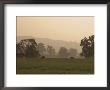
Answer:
[17, 36, 82, 53]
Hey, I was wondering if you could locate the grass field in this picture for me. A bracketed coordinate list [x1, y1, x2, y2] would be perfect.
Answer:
[16, 57, 94, 74]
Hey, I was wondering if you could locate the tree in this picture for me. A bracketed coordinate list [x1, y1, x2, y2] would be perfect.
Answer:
[16, 39, 40, 57]
[47, 45, 56, 57]
[58, 47, 68, 58]
[37, 43, 46, 56]
[68, 48, 77, 58]
[16, 42, 25, 57]
[80, 35, 94, 57]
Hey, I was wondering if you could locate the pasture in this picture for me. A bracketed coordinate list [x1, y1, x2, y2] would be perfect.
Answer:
[16, 57, 94, 74]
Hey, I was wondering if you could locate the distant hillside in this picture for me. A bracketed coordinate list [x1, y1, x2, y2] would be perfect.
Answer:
[17, 36, 82, 53]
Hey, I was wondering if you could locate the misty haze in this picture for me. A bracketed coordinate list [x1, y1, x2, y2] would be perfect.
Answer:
[16, 16, 94, 74]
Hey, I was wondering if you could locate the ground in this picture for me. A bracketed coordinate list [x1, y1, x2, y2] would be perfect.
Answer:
[16, 57, 94, 74]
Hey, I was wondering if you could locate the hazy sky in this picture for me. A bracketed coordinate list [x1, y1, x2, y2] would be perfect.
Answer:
[17, 16, 94, 42]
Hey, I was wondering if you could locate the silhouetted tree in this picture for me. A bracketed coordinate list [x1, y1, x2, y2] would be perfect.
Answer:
[80, 35, 94, 57]
[58, 47, 68, 58]
[16, 42, 25, 57]
[16, 39, 40, 57]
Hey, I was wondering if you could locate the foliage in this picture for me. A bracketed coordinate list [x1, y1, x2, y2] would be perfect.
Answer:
[80, 35, 94, 57]
[16, 39, 40, 57]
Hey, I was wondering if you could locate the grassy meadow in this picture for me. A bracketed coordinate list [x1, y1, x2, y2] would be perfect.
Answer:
[16, 57, 94, 74]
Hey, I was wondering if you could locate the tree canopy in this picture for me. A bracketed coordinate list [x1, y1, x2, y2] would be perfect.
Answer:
[16, 39, 40, 57]
[80, 35, 94, 57]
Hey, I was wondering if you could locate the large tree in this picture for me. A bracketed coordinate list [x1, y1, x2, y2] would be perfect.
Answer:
[80, 35, 94, 57]
[16, 39, 40, 57]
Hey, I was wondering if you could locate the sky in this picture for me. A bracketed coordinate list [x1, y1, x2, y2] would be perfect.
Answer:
[17, 16, 94, 42]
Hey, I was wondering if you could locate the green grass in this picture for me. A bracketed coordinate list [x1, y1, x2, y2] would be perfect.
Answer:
[16, 57, 94, 74]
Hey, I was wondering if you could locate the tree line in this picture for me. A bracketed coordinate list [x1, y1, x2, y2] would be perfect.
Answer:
[16, 39, 77, 58]
[16, 35, 94, 58]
